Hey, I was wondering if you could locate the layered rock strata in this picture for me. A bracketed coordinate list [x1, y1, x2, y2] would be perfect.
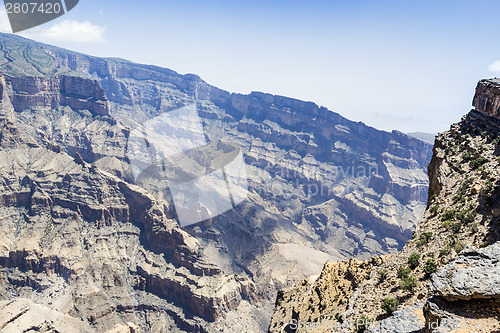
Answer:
[0, 32, 435, 331]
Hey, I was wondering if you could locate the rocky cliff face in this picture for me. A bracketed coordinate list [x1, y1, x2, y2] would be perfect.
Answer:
[269, 79, 500, 332]
[0, 32, 434, 332]
[7, 75, 110, 116]
[45, 38, 431, 249]
[473, 78, 500, 118]
[0, 78, 261, 331]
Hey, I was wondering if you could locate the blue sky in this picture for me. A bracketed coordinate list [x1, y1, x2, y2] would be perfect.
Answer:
[2, 0, 500, 133]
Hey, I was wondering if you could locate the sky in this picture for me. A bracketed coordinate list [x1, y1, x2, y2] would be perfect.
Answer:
[1, 0, 500, 134]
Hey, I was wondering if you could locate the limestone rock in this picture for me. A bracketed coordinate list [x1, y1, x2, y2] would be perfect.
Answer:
[473, 78, 500, 118]
[430, 242, 500, 301]
[8, 75, 110, 117]
[269, 257, 384, 332]
[0, 104, 257, 331]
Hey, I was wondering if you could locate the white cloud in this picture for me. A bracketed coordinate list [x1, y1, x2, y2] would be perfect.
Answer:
[0, 11, 105, 44]
[0, 10, 12, 33]
[488, 60, 500, 73]
[24, 20, 106, 43]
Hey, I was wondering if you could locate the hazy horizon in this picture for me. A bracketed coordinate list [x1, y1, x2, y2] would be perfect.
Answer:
[1, 0, 500, 134]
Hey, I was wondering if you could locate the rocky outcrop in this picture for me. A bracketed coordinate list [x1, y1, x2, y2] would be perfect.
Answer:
[367, 301, 425, 333]
[422, 242, 500, 332]
[269, 256, 384, 332]
[6, 75, 110, 116]
[423, 296, 500, 333]
[0, 298, 93, 332]
[473, 78, 500, 117]
[430, 243, 500, 301]
[269, 79, 500, 332]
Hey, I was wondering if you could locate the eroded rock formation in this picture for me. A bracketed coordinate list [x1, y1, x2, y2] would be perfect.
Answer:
[0, 72, 258, 332]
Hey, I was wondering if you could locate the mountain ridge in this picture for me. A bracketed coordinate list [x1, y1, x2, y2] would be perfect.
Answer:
[0, 33, 435, 143]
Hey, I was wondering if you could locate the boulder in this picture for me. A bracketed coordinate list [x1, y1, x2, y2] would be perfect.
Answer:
[430, 242, 500, 301]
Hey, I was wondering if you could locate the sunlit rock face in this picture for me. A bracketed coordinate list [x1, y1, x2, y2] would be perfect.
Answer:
[0, 33, 433, 332]
[473, 78, 500, 118]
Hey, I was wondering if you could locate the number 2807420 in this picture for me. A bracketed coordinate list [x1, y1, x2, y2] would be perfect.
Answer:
[5, 2, 62, 14]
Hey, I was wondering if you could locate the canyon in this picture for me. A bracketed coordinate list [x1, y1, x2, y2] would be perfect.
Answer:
[0, 33, 433, 332]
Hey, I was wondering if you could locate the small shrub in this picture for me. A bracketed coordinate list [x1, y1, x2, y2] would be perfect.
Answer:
[454, 241, 466, 254]
[417, 232, 433, 246]
[441, 220, 452, 229]
[423, 259, 438, 275]
[462, 152, 473, 161]
[455, 178, 473, 201]
[470, 157, 488, 169]
[397, 266, 411, 279]
[408, 253, 421, 269]
[457, 210, 467, 222]
[381, 298, 398, 314]
[451, 222, 462, 234]
[429, 205, 439, 215]
[456, 209, 477, 224]
[379, 269, 388, 283]
[461, 177, 474, 190]
[439, 243, 452, 256]
[441, 209, 457, 222]
[479, 181, 494, 197]
[400, 275, 418, 291]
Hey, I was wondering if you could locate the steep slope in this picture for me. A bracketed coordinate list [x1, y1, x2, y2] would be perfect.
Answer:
[269, 79, 500, 332]
[0, 32, 433, 331]
[0, 74, 262, 332]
